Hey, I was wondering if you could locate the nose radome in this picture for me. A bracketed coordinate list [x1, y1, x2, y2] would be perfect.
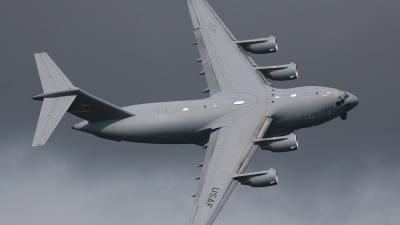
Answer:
[348, 92, 359, 108]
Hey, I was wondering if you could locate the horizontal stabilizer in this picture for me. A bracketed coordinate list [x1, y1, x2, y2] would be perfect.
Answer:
[32, 95, 76, 147]
[67, 89, 133, 122]
[34, 53, 74, 93]
[33, 88, 134, 122]
[32, 53, 134, 147]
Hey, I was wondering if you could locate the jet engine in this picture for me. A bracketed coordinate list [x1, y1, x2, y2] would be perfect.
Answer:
[233, 169, 278, 187]
[235, 36, 278, 54]
[261, 133, 298, 152]
[256, 63, 298, 81]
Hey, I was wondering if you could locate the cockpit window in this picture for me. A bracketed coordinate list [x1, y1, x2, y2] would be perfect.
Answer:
[336, 92, 350, 107]
[343, 92, 350, 100]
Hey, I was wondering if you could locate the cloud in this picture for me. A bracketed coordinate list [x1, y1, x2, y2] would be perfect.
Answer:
[0, 139, 194, 225]
[1, 139, 399, 225]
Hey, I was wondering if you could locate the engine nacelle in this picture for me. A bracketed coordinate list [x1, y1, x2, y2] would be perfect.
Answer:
[261, 133, 298, 152]
[234, 169, 278, 188]
[235, 36, 278, 54]
[256, 63, 298, 81]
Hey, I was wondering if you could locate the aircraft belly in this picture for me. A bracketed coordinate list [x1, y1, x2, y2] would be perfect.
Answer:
[80, 95, 257, 144]
[98, 107, 235, 144]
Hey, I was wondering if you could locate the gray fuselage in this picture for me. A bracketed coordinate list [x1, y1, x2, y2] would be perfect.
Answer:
[73, 86, 358, 145]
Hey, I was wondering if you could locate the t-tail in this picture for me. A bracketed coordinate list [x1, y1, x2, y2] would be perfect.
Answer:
[31, 53, 134, 147]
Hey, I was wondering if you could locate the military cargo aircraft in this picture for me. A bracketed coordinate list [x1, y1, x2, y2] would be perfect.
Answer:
[32, 0, 359, 224]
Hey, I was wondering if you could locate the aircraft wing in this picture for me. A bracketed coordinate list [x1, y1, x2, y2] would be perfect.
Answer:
[187, 0, 268, 95]
[188, 101, 268, 225]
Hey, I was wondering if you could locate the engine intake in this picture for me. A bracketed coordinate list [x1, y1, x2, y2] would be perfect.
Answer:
[233, 169, 278, 188]
[261, 133, 298, 152]
[235, 36, 278, 54]
[256, 63, 298, 81]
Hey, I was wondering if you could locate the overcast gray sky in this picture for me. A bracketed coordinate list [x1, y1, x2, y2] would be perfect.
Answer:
[1, 0, 399, 224]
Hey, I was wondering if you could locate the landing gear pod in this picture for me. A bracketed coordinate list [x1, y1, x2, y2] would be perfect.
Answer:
[235, 36, 278, 54]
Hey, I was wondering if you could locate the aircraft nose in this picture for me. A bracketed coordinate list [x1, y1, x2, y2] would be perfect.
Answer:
[347, 92, 359, 109]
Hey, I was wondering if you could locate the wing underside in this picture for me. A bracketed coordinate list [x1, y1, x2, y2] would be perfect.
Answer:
[188, 100, 268, 225]
[186, 1, 273, 224]
[187, 0, 267, 95]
